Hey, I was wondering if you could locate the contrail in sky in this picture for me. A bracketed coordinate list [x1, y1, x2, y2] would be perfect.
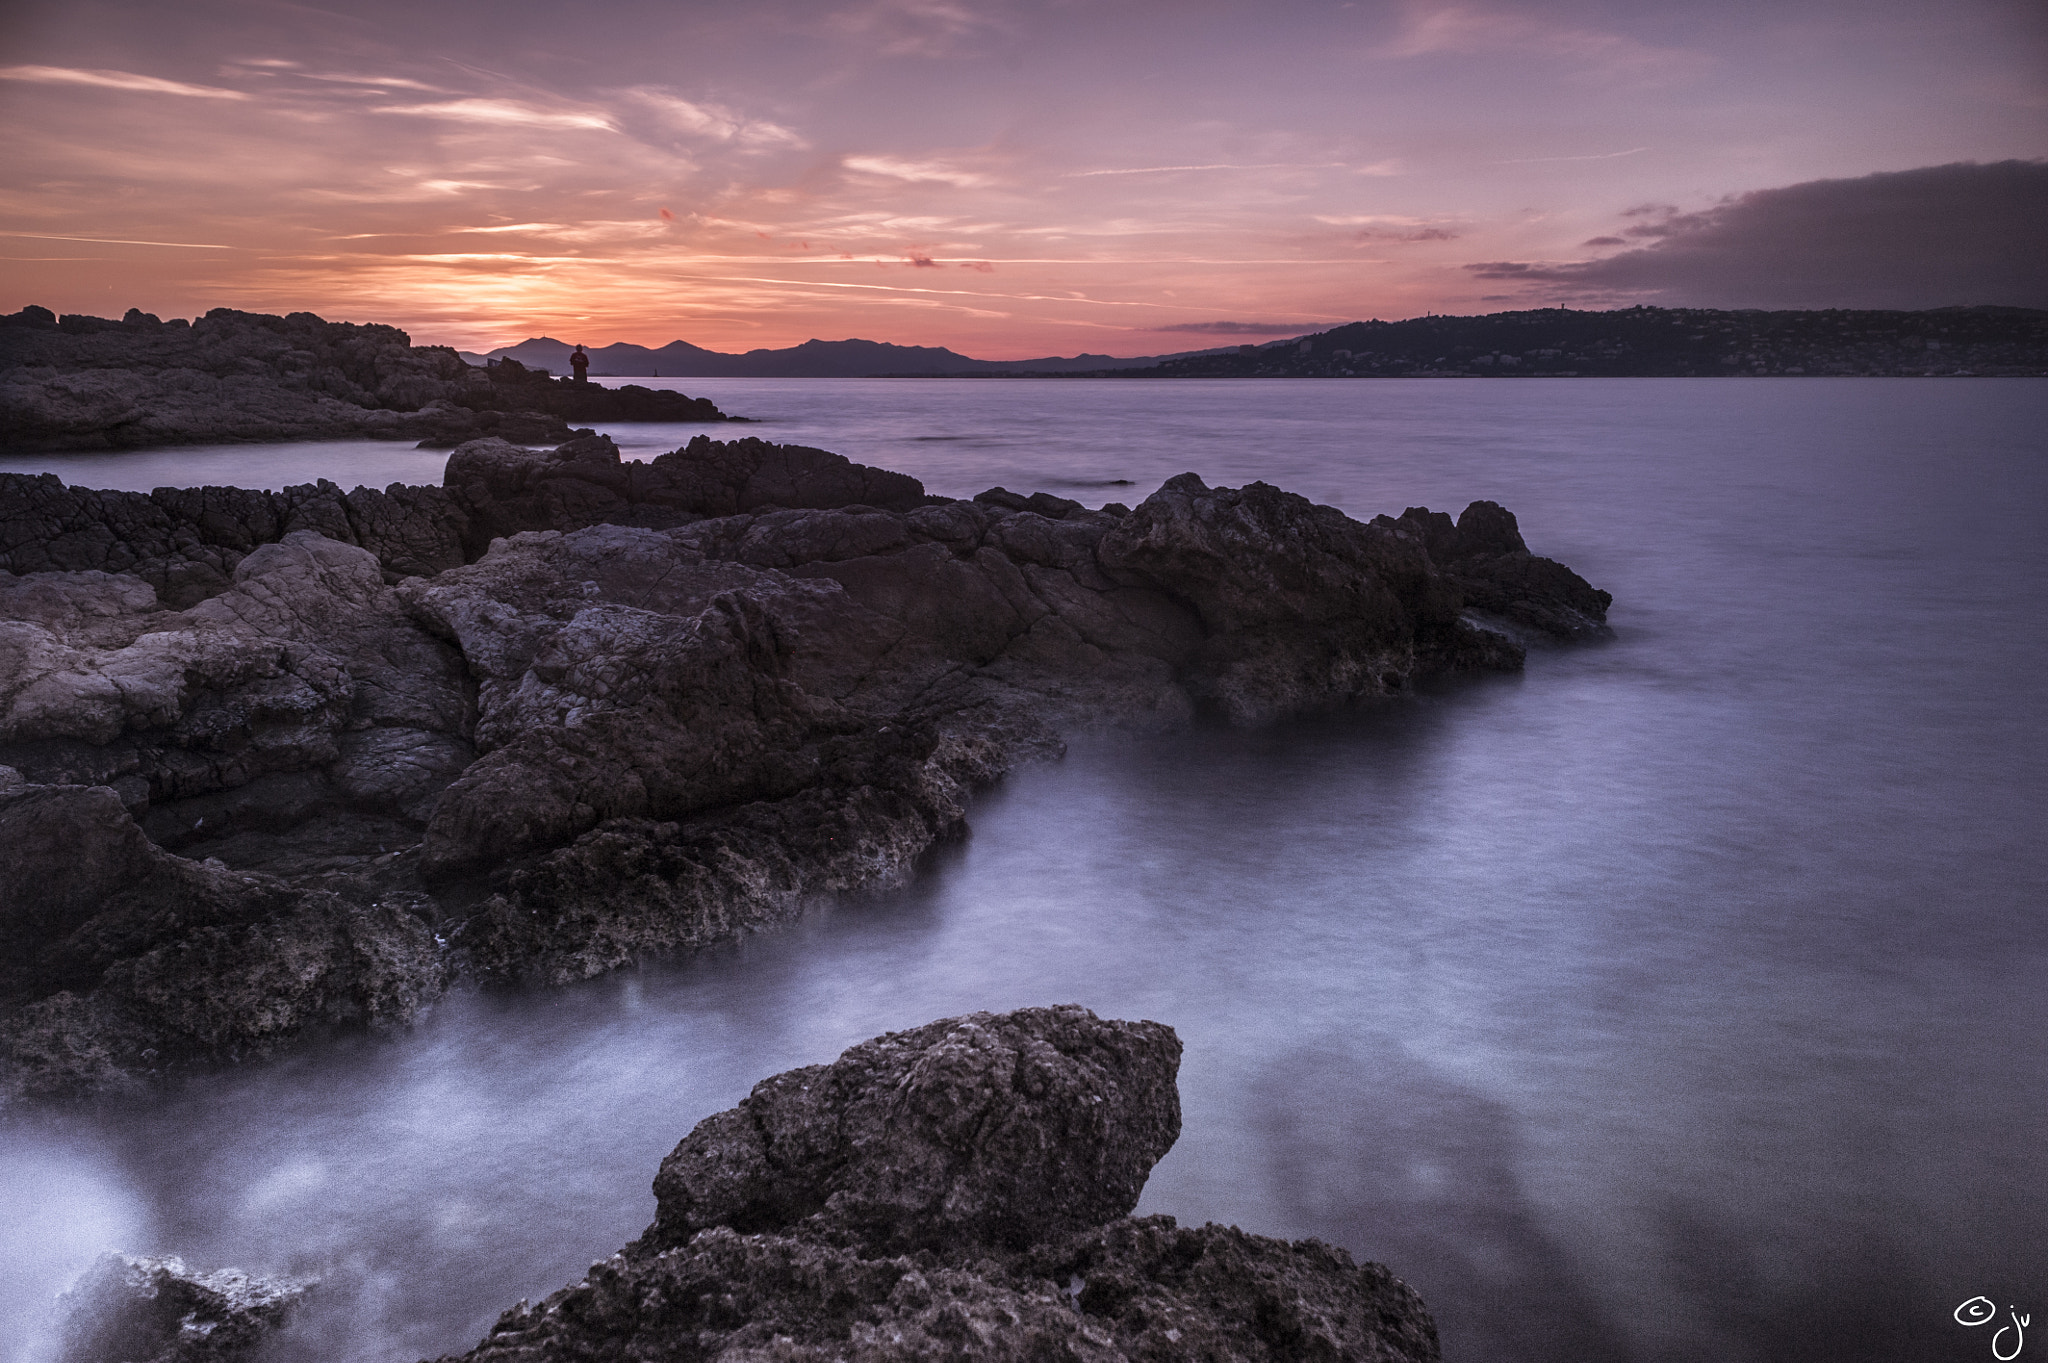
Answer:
[1071, 162, 1346, 176]
[0, 231, 234, 249]
[1498, 147, 1650, 163]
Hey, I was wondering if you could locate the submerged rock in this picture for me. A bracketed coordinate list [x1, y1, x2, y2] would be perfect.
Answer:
[56, 1253, 312, 1363]
[431, 1006, 1441, 1362]
[0, 432, 1610, 1102]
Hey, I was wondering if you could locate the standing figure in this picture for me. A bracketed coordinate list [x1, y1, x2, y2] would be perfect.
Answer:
[570, 344, 590, 384]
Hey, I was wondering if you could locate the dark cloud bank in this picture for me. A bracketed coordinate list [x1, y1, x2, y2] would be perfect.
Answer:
[1471, 160, 2048, 310]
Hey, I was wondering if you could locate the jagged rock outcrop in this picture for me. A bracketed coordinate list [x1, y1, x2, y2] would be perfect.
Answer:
[0, 306, 732, 452]
[1378, 502, 1613, 641]
[1, 433, 1610, 1101]
[0, 771, 445, 1102]
[433, 1007, 1441, 1362]
[56, 1253, 312, 1363]
[1098, 474, 1519, 723]
[442, 431, 929, 553]
[0, 532, 474, 827]
[0, 472, 476, 607]
[0, 433, 927, 607]
[0, 531, 464, 1100]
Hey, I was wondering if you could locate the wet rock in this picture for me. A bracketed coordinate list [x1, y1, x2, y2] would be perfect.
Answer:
[0, 775, 446, 1104]
[1027, 1215, 1443, 1363]
[0, 472, 473, 607]
[0, 535, 464, 1103]
[642, 1005, 1184, 1256]
[56, 1253, 312, 1363]
[1379, 502, 1613, 641]
[431, 1007, 1439, 1363]
[1097, 474, 1508, 722]
[439, 432, 930, 554]
[0, 533, 472, 823]
[2, 435, 1609, 1096]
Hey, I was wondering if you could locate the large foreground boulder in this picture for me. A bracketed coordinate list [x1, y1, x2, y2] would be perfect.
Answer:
[434, 1007, 1441, 1362]
[642, 1006, 1184, 1256]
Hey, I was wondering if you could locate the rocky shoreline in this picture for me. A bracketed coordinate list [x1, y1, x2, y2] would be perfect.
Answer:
[1, 427, 1610, 1109]
[0, 306, 737, 452]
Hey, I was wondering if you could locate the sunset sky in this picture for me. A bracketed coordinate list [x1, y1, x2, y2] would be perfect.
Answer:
[2, 0, 2043, 357]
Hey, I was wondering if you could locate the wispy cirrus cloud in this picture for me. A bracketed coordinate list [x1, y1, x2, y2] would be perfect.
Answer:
[5, 0, 2034, 358]
[1074, 162, 1339, 177]
[1312, 214, 1461, 241]
[0, 65, 248, 99]
[373, 98, 613, 130]
[626, 91, 804, 149]
[825, 0, 1003, 58]
[446, 222, 574, 235]
[297, 72, 447, 92]
[1499, 146, 1650, 164]
[1072, 160, 1401, 178]
[0, 229, 234, 249]
[843, 155, 992, 187]
[1375, 4, 1708, 80]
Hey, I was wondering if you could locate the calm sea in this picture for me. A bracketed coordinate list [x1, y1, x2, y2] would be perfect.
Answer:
[3, 378, 2045, 1363]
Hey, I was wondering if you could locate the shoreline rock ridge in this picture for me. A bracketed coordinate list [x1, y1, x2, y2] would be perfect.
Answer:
[0, 305, 737, 453]
[427, 1005, 1442, 1362]
[0, 432, 1610, 1106]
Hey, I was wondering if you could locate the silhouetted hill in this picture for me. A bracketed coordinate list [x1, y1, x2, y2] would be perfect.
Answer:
[1086, 306, 2048, 378]
[467, 335, 1231, 377]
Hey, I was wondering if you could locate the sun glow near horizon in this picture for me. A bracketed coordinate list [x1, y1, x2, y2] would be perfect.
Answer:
[1, 0, 2042, 357]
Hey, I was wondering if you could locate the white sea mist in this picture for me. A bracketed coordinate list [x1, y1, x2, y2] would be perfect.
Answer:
[3, 378, 2042, 1362]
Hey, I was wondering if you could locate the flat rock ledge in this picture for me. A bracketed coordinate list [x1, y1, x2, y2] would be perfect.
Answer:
[421, 1005, 1441, 1362]
[0, 431, 1610, 1107]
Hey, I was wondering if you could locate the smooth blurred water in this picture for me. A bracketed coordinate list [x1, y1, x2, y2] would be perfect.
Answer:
[3, 379, 2044, 1363]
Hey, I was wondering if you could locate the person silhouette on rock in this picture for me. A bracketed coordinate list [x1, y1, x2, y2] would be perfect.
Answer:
[570, 345, 589, 384]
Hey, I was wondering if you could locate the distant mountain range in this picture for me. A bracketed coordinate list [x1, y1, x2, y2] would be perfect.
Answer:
[457, 335, 1244, 377]
[460, 305, 2048, 381]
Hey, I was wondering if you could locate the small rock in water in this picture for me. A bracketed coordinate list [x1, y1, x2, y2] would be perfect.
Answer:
[56, 1253, 312, 1363]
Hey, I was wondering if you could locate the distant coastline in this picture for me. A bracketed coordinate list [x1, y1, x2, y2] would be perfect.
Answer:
[477, 304, 2048, 381]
